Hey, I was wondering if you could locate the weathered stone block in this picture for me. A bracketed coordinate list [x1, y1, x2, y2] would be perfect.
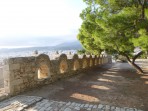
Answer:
[12, 79, 23, 86]
[9, 64, 20, 71]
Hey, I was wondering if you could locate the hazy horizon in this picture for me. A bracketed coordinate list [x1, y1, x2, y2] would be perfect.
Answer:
[0, 0, 86, 48]
[0, 39, 80, 49]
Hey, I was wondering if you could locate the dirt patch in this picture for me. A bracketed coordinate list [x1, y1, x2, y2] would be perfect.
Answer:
[24, 62, 148, 111]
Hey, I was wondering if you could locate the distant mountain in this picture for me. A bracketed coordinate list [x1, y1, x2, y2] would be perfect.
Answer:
[54, 41, 83, 50]
[0, 41, 83, 53]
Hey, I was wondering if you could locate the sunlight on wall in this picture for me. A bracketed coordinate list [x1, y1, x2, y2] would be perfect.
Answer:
[38, 64, 49, 79]
[91, 85, 110, 90]
[70, 93, 99, 102]
[98, 78, 115, 83]
[73, 60, 80, 71]
[83, 60, 87, 68]
[60, 60, 68, 73]
[89, 59, 93, 67]
[95, 59, 97, 65]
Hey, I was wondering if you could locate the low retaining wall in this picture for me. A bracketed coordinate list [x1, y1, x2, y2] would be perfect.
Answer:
[2, 54, 112, 97]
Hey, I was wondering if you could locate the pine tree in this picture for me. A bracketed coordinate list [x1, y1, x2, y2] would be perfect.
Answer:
[78, 0, 148, 74]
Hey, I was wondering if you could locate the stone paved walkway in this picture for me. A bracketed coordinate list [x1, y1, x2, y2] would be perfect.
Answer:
[0, 95, 143, 111]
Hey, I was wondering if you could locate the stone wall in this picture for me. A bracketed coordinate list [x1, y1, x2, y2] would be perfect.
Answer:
[0, 67, 3, 80]
[0, 67, 4, 88]
[2, 54, 112, 97]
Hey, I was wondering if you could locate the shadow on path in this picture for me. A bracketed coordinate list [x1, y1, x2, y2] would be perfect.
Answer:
[23, 62, 148, 111]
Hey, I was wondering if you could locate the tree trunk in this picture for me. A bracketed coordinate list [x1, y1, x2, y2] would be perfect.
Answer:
[128, 61, 144, 74]
[123, 52, 144, 74]
[141, 4, 145, 19]
[138, 0, 146, 19]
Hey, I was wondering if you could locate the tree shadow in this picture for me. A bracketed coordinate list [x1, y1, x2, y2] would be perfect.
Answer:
[23, 62, 148, 111]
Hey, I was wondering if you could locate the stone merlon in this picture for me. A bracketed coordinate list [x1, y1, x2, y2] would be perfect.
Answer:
[2, 54, 112, 97]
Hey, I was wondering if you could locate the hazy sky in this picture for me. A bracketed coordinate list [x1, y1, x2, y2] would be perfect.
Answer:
[0, 0, 86, 48]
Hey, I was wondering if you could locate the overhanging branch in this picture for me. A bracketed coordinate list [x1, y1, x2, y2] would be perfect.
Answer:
[132, 51, 143, 63]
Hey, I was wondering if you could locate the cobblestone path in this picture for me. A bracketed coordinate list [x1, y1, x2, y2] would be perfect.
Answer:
[0, 95, 143, 111]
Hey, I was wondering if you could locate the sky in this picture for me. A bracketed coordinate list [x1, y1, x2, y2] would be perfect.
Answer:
[0, 0, 86, 48]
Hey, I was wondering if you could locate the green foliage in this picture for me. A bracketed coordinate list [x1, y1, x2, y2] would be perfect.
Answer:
[77, 49, 91, 55]
[146, 9, 148, 18]
[78, 0, 148, 57]
[133, 29, 148, 51]
[77, 49, 86, 54]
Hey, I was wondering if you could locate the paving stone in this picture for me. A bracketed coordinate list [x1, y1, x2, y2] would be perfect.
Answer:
[74, 106, 80, 110]
[87, 107, 92, 110]
[39, 107, 48, 111]
[78, 104, 81, 107]
[126, 109, 130, 111]
[0, 95, 42, 111]
[93, 105, 97, 108]
[45, 106, 52, 111]
[111, 106, 116, 110]
[84, 104, 89, 108]
[71, 102, 76, 106]
[98, 104, 104, 109]
[0, 95, 144, 111]
[120, 108, 125, 111]
[115, 107, 121, 111]
[75, 103, 78, 106]
[16, 107, 24, 111]
[129, 108, 135, 111]
[80, 104, 84, 108]
[89, 104, 93, 108]
[106, 105, 110, 109]
[66, 102, 71, 106]
[64, 108, 72, 111]
[58, 103, 65, 107]
[133, 108, 138, 111]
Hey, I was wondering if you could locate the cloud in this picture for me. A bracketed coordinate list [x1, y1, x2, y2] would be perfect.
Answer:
[0, 0, 85, 37]
[0, 0, 86, 47]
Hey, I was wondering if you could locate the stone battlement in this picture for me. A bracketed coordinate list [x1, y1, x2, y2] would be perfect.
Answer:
[2, 54, 112, 97]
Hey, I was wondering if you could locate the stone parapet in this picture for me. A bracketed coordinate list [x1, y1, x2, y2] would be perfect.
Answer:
[2, 54, 112, 97]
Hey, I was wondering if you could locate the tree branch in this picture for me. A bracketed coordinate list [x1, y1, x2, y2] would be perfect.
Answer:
[137, 0, 142, 5]
[123, 53, 132, 62]
[132, 51, 143, 63]
[114, 43, 120, 53]
[137, 0, 146, 19]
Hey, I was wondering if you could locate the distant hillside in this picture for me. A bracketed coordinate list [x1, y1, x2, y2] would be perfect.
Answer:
[54, 41, 83, 50]
[0, 41, 83, 53]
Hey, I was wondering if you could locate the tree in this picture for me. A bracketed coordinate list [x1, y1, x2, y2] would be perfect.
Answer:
[77, 49, 91, 55]
[78, 0, 148, 74]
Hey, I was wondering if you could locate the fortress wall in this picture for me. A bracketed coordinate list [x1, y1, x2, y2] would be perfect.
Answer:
[0, 67, 3, 80]
[2, 54, 112, 97]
